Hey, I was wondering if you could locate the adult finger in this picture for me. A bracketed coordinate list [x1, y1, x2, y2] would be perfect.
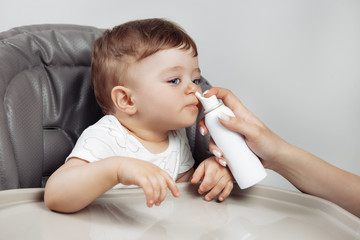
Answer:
[198, 118, 208, 136]
[218, 114, 255, 140]
[204, 87, 248, 115]
[208, 138, 227, 167]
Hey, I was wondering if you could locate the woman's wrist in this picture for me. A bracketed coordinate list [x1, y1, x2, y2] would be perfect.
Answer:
[265, 137, 295, 174]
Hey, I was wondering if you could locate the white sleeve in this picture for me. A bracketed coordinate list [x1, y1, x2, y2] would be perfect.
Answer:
[177, 129, 195, 173]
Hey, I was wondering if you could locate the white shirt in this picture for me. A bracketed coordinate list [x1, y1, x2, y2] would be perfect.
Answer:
[66, 115, 195, 188]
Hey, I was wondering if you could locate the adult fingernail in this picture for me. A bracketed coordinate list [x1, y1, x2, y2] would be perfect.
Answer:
[200, 127, 205, 136]
[203, 90, 209, 95]
[212, 149, 222, 158]
[219, 159, 227, 167]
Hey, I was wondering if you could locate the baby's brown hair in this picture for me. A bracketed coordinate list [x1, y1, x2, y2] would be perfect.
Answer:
[91, 18, 198, 114]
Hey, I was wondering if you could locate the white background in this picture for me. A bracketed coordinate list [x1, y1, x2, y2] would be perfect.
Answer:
[1, 0, 359, 191]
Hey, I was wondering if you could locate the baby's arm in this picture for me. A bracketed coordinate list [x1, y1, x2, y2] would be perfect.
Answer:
[191, 157, 234, 201]
[176, 168, 195, 182]
[44, 157, 179, 213]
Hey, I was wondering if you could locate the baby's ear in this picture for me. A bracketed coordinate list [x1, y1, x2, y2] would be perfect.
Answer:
[111, 86, 137, 115]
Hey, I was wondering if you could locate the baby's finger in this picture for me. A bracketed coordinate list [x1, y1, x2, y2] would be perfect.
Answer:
[198, 167, 217, 194]
[148, 176, 161, 206]
[191, 161, 205, 184]
[139, 178, 155, 207]
[204, 177, 227, 201]
[156, 178, 168, 206]
[218, 181, 234, 202]
[164, 173, 180, 198]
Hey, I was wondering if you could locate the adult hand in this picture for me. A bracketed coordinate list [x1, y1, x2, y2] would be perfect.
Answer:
[198, 87, 286, 169]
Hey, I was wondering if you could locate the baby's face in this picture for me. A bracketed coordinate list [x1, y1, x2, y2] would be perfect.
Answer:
[127, 47, 202, 131]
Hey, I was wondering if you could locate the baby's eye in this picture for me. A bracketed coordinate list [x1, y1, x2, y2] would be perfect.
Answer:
[169, 78, 180, 84]
[192, 78, 201, 85]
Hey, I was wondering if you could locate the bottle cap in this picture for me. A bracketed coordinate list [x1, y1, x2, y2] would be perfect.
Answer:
[195, 92, 222, 114]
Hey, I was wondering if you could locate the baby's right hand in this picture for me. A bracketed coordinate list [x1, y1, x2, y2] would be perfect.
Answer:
[117, 158, 180, 207]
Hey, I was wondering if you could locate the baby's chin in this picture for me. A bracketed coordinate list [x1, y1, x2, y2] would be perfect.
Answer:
[167, 111, 200, 130]
[178, 117, 199, 129]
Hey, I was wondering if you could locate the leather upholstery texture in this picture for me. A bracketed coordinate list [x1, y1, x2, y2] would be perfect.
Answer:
[0, 24, 211, 190]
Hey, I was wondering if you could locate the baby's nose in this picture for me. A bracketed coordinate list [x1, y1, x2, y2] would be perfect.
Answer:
[186, 82, 198, 94]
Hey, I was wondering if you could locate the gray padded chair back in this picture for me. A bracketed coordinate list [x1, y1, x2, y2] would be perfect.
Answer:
[0, 25, 105, 189]
[0, 24, 211, 190]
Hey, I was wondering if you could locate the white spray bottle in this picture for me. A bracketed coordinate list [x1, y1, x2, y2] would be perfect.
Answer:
[195, 92, 267, 189]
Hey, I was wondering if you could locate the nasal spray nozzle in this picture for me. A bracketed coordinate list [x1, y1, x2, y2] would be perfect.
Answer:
[195, 92, 222, 114]
[195, 91, 267, 189]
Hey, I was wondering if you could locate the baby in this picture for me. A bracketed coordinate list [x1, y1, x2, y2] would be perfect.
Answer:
[44, 18, 234, 213]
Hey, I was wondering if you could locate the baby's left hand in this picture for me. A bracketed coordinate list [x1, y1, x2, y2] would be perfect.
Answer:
[191, 157, 234, 201]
